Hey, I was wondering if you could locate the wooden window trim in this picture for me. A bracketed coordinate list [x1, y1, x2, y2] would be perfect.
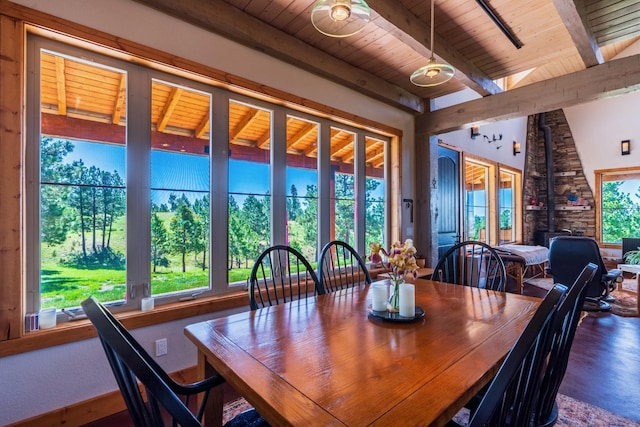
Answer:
[0, 291, 248, 358]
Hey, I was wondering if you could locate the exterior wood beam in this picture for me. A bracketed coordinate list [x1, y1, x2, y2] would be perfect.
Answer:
[194, 107, 209, 138]
[156, 86, 182, 132]
[112, 74, 126, 125]
[132, 0, 424, 113]
[330, 138, 354, 161]
[54, 55, 67, 115]
[304, 143, 318, 156]
[553, 0, 604, 67]
[287, 123, 316, 150]
[417, 53, 640, 135]
[367, 0, 502, 96]
[230, 109, 260, 144]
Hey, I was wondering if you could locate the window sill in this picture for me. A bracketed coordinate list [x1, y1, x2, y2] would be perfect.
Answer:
[0, 290, 249, 358]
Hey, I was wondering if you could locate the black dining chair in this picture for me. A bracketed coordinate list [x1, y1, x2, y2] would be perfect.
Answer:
[248, 245, 322, 310]
[461, 262, 598, 426]
[448, 283, 567, 427]
[81, 297, 266, 427]
[533, 262, 597, 427]
[318, 240, 372, 292]
[432, 240, 507, 291]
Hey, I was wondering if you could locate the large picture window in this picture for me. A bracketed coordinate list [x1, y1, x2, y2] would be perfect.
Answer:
[463, 157, 521, 245]
[286, 115, 319, 263]
[150, 80, 212, 297]
[595, 168, 640, 245]
[464, 160, 492, 243]
[35, 50, 129, 310]
[26, 35, 390, 317]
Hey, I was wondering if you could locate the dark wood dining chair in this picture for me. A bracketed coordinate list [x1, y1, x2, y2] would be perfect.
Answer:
[432, 240, 507, 291]
[448, 283, 567, 427]
[533, 262, 598, 427]
[461, 263, 598, 426]
[248, 245, 322, 310]
[318, 240, 372, 292]
[81, 297, 266, 427]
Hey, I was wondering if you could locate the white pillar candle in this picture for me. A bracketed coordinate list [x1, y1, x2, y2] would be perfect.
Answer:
[399, 283, 415, 317]
[371, 284, 387, 311]
[141, 297, 154, 312]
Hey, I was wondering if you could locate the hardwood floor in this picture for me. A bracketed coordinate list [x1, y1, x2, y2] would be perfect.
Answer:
[84, 285, 640, 426]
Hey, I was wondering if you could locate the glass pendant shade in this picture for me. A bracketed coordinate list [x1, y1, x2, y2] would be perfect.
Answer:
[411, 0, 455, 87]
[311, 0, 371, 38]
[410, 58, 455, 87]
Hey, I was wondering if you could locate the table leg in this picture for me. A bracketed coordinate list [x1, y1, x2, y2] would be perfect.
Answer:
[198, 351, 224, 427]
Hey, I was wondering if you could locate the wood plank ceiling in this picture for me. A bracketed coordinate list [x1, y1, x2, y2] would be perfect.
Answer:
[133, 0, 640, 114]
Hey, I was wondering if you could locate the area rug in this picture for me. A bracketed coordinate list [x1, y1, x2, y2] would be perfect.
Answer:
[525, 277, 639, 317]
[451, 393, 639, 426]
[225, 395, 640, 426]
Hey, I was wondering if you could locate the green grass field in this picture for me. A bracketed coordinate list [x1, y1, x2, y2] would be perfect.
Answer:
[39, 214, 256, 308]
[39, 213, 321, 309]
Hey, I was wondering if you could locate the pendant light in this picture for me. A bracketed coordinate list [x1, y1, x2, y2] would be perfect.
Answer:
[410, 0, 455, 87]
[311, 0, 371, 38]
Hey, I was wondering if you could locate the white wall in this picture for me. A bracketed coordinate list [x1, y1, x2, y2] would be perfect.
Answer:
[431, 88, 527, 170]
[1, 0, 415, 424]
[562, 40, 640, 198]
[0, 309, 242, 424]
[437, 118, 528, 171]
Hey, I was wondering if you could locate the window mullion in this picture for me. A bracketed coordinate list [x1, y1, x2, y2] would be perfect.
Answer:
[125, 67, 152, 306]
[210, 91, 229, 292]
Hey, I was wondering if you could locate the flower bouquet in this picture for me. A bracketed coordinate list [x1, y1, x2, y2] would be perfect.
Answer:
[369, 239, 419, 312]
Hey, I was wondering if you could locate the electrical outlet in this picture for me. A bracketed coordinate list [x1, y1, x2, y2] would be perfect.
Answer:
[155, 338, 167, 357]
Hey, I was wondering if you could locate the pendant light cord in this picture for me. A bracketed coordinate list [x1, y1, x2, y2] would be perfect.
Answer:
[430, 0, 435, 61]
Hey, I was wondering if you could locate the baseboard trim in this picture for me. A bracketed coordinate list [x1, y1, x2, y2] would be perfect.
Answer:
[7, 366, 198, 427]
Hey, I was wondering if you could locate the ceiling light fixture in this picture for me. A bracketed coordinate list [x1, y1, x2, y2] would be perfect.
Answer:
[410, 0, 455, 87]
[311, 0, 371, 38]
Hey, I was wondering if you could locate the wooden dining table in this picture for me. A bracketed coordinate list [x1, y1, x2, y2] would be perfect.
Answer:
[184, 278, 541, 427]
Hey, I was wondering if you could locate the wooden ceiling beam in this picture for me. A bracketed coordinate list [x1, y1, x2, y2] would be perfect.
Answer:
[367, 149, 384, 164]
[156, 87, 183, 131]
[417, 53, 640, 135]
[256, 132, 270, 149]
[367, 0, 502, 96]
[133, 0, 424, 113]
[287, 123, 317, 150]
[553, 0, 604, 67]
[195, 107, 209, 138]
[330, 138, 354, 160]
[304, 143, 318, 156]
[112, 74, 126, 125]
[230, 109, 260, 144]
[54, 56, 67, 116]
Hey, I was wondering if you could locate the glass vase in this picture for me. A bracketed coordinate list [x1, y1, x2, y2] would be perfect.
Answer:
[388, 278, 403, 312]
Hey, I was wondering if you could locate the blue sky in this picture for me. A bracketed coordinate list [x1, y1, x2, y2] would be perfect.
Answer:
[59, 140, 372, 207]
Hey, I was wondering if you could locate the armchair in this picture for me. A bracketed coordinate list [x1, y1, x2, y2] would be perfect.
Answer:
[546, 236, 622, 311]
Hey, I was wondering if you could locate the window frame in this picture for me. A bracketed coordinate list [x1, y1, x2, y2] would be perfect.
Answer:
[595, 167, 640, 247]
[462, 155, 522, 245]
[25, 34, 391, 320]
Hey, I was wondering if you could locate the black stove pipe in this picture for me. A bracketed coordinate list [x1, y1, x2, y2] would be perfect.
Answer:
[538, 113, 555, 232]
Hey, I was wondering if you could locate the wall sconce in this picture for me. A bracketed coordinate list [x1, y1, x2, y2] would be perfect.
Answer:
[470, 126, 480, 139]
[513, 141, 521, 156]
[621, 140, 631, 155]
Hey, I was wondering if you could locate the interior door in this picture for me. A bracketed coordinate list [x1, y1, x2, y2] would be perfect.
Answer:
[437, 145, 460, 258]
